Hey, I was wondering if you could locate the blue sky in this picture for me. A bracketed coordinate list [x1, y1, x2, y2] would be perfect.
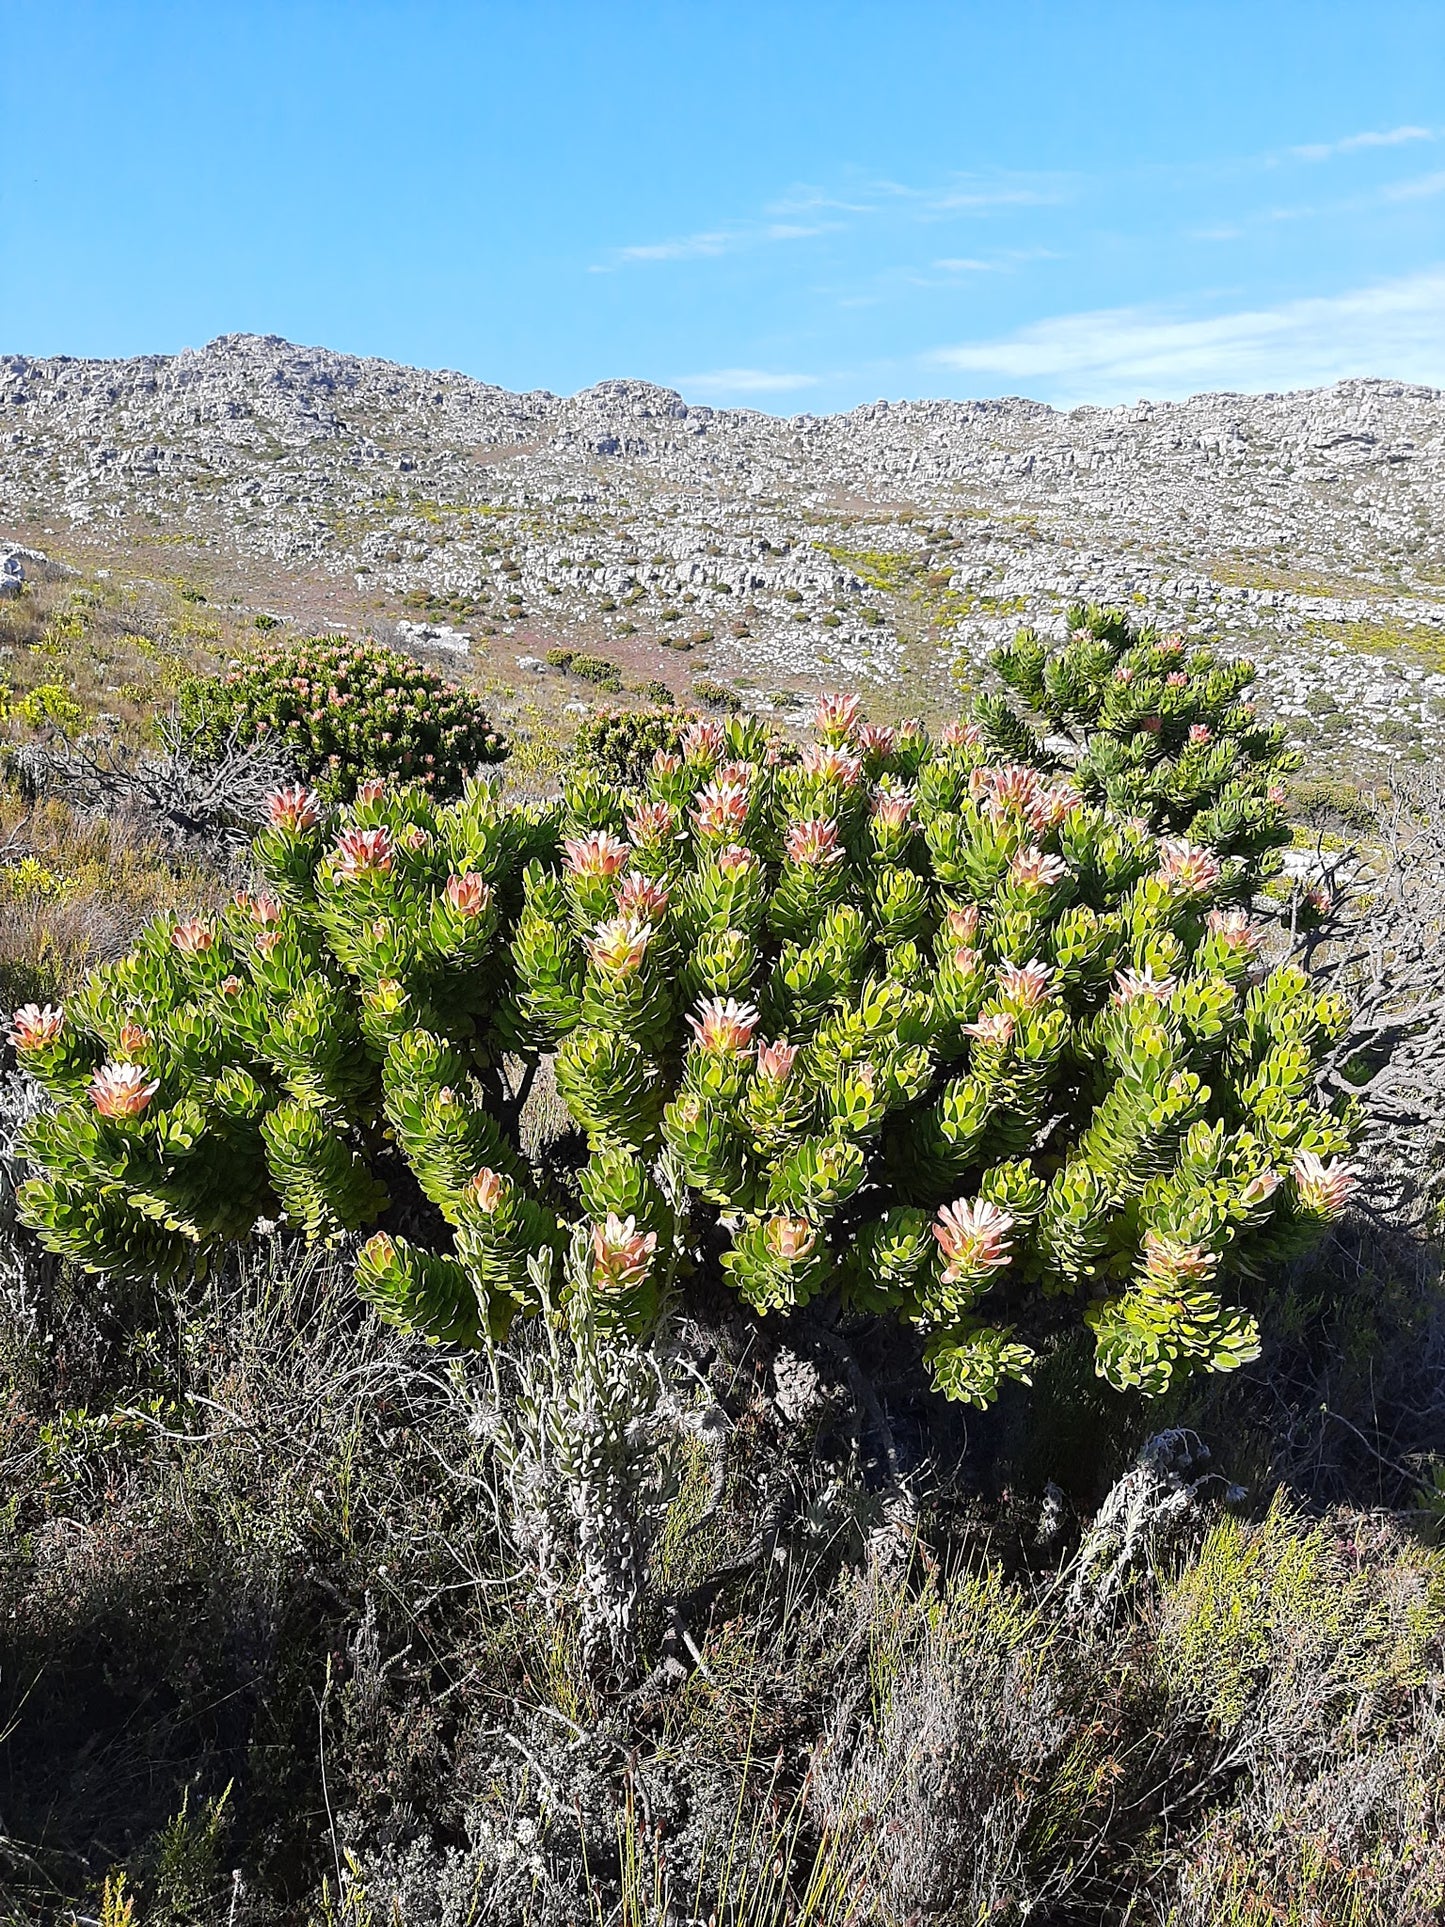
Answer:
[2, 1, 1443, 412]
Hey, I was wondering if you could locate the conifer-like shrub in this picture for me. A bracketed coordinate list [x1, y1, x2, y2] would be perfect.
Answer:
[176, 635, 508, 801]
[573, 707, 693, 788]
[14, 613, 1357, 1405]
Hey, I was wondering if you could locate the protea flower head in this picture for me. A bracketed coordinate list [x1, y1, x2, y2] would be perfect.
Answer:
[1166, 671, 1189, 688]
[218, 977, 244, 999]
[1240, 1169, 1282, 1209]
[355, 777, 386, 805]
[1156, 838, 1221, 894]
[1160, 635, 1185, 655]
[871, 791, 914, 834]
[172, 918, 214, 956]
[784, 817, 843, 866]
[89, 1062, 160, 1119]
[617, 871, 671, 920]
[651, 749, 683, 779]
[814, 691, 862, 743]
[1113, 966, 1177, 1005]
[716, 844, 759, 878]
[688, 995, 760, 1054]
[1009, 846, 1067, 890]
[945, 904, 981, 944]
[255, 929, 284, 959]
[1033, 781, 1082, 831]
[562, 829, 631, 879]
[1267, 784, 1288, 808]
[996, 959, 1053, 1009]
[10, 1003, 64, 1051]
[444, 873, 492, 918]
[756, 1038, 798, 1083]
[857, 722, 897, 760]
[332, 826, 395, 880]
[1141, 1231, 1216, 1288]
[268, 785, 321, 833]
[933, 1198, 1014, 1279]
[764, 1216, 816, 1263]
[1206, 907, 1257, 951]
[1188, 723, 1213, 745]
[469, 1167, 506, 1214]
[588, 912, 655, 975]
[591, 1214, 658, 1293]
[626, 799, 678, 845]
[800, 743, 863, 787]
[1114, 664, 1135, 684]
[1292, 1151, 1356, 1216]
[691, 780, 750, 840]
[250, 892, 284, 926]
[976, 763, 1044, 820]
[116, 1020, 150, 1056]
[962, 1010, 1014, 1049]
[681, 719, 726, 762]
[716, 760, 754, 789]
[401, 825, 431, 853]
[941, 719, 985, 750]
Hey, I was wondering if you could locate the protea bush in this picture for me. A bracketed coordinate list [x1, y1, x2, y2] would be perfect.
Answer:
[13, 611, 1357, 1406]
[177, 634, 509, 801]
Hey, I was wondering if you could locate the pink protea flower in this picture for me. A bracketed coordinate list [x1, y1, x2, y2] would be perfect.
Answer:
[945, 904, 981, 944]
[857, 722, 897, 759]
[1009, 846, 1067, 890]
[332, 827, 395, 880]
[756, 1038, 799, 1083]
[933, 1198, 1014, 1280]
[688, 995, 760, 1054]
[784, 817, 843, 866]
[591, 1213, 658, 1293]
[10, 1003, 64, 1051]
[250, 892, 284, 925]
[617, 871, 671, 920]
[1188, 723, 1213, 746]
[950, 944, 984, 975]
[1141, 1231, 1216, 1289]
[814, 691, 862, 743]
[996, 959, 1053, 1009]
[1304, 883, 1333, 918]
[765, 1216, 816, 1263]
[626, 799, 678, 846]
[470, 1167, 505, 1214]
[680, 719, 726, 762]
[1166, 671, 1189, 688]
[116, 1020, 150, 1056]
[1113, 664, 1135, 685]
[562, 829, 631, 879]
[218, 977, 244, 1000]
[651, 749, 683, 779]
[1160, 635, 1185, 655]
[1034, 781, 1082, 831]
[800, 743, 863, 787]
[401, 825, 431, 853]
[692, 780, 751, 840]
[444, 873, 492, 918]
[269, 785, 321, 833]
[977, 763, 1044, 820]
[1292, 1151, 1356, 1216]
[963, 1011, 1014, 1049]
[1156, 838, 1221, 894]
[89, 1062, 159, 1119]
[172, 918, 215, 956]
[1240, 1169, 1282, 1209]
[1113, 966, 1177, 1005]
[588, 912, 655, 975]
[941, 719, 985, 750]
[871, 791, 914, 835]
[1206, 907, 1257, 951]
[255, 929, 284, 959]
[716, 844, 759, 878]
[355, 778, 386, 805]
[1267, 784, 1288, 808]
[716, 759, 754, 790]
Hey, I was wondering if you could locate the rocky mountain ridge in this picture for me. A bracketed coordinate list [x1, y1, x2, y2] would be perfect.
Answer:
[4, 334, 1444, 765]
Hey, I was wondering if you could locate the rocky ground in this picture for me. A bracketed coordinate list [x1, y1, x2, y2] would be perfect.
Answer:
[3, 333, 1444, 768]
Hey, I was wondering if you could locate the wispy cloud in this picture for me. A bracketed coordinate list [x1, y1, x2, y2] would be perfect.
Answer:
[1292, 125, 1434, 162]
[673, 368, 820, 398]
[594, 221, 836, 270]
[932, 256, 999, 273]
[927, 268, 1445, 404]
[1381, 169, 1445, 202]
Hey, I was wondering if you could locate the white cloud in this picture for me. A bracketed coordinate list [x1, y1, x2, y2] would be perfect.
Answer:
[674, 368, 820, 398]
[1292, 125, 1434, 161]
[927, 269, 1445, 404]
[1381, 170, 1445, 202]
[932, 257, 998, 272]
[596, 221, 835, 270]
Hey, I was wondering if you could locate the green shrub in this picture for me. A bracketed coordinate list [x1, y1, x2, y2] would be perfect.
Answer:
[545, 647, 576, 670]
[569, 654, 623, 691]
[573, 707, 694, 788]
[175, 635, 507, 802]
[15, 615, 1353, 1406]
[692, 677, 742, 711]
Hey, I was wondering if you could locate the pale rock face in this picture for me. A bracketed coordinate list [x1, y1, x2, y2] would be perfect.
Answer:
[2, 334, 1443, 763]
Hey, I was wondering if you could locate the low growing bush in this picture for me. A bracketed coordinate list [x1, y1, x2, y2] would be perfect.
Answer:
[14, 612, 1355, 1406]
[176, 634, 508, 802]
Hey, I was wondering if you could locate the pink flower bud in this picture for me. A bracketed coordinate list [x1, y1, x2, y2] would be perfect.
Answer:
[933, 1198, 1014, 1279]
[11, 1003, 64, 1051]
[89, 1062, 159, 1119]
